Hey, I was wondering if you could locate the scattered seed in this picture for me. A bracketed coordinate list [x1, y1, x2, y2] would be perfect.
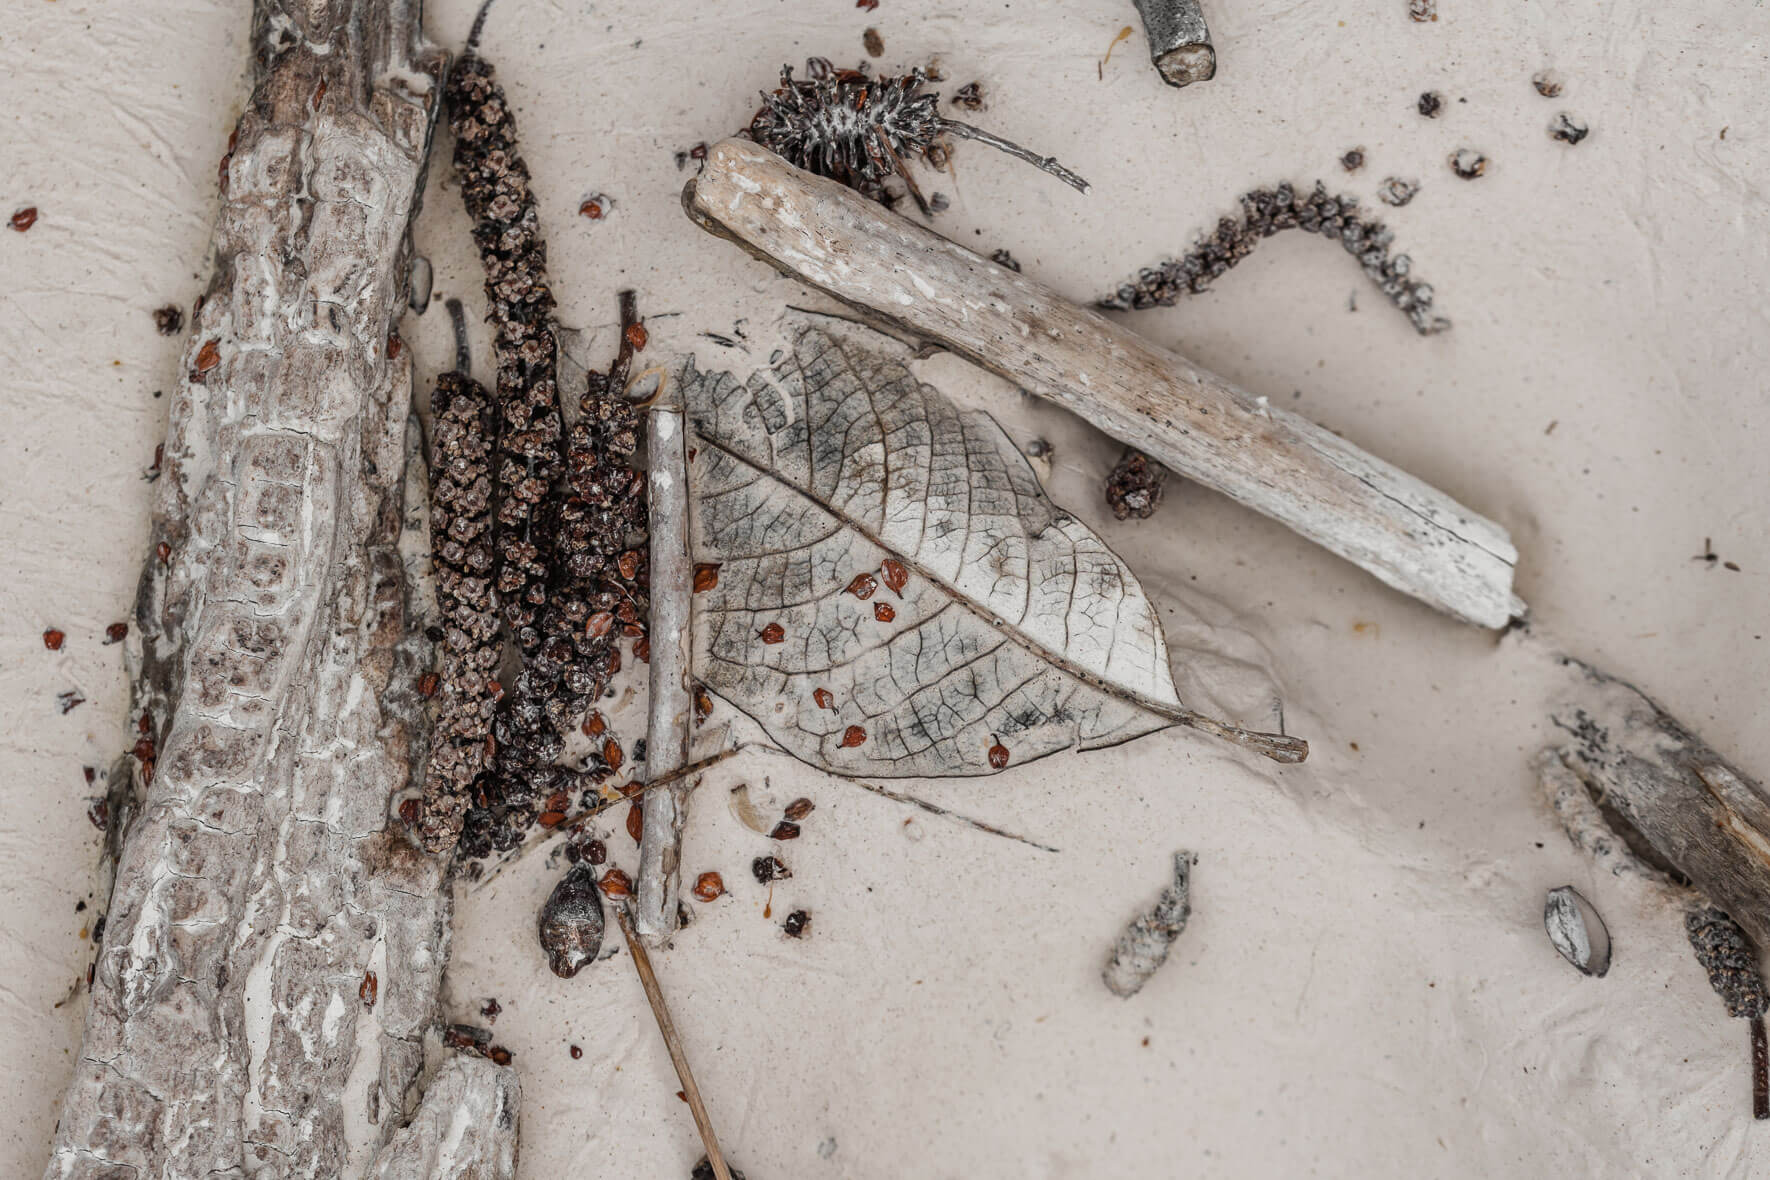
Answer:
[570, 1044, 583, 1059]
[694, 686, 714, 723]
[784, 798, 815, 821]
[87, 799, 109, 831]
[104, 623, 128, 645]
[1449, 149, 1488, 179]
[586, 839, 606, 865]
[846, 572, 878, 599]
[857, 0, 878, 8]
[874, 602, 896, 623]
[1408, 0, 1436, 21]
[11, 206, 38, 232]
[989, 248, 1020, 271]
[626, 800, 644, 844]
[839, 725, 867, 748]
[1417, 91, 1443, 118]
[1549, 112, 1589, 145]
[444, 1024, 492, 1052]
[82, 766, 95, 785]
[693, 562, 721, 592]
[1378, 176, 1419, 207]
[813, 688, 836, 711]
[783, 909, 810, 938]
[157, 541, 171, 564]
[625, 321, 649, 352]
[771, 820, 801, 841]
[752, 855, 791, 883]
[952, 81, 984, 110]
[1544, 885, 1611, 977]
[1532, 69, 1564, 98]
[602, 737, 623, 771]
[598, 867, 633, 899]
[578, 194, 613, 220]
[862, 27, 884, 56]
[584, 712, 607, 737]
[360, 970, 378, 1009]
[880, 558, 908, 596]
[1340, 148, 1365, 172]
[489, 1046, 513, 1066]
[418, 671, 441, 698]
[43, 629, 65, 651]
[759, 622, 785, 644]
[152, 305, 183, 336]
[988, 738, 1010, 770]
[692, 871, 726, 902]
[617, 550, 641, 580]
[540, 863, 607, 977]
[194, 338, 221, 374]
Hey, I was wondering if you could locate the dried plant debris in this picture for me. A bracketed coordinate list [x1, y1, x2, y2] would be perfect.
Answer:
[1687, 907, 1768, 1020]
[746, 63, 1087, 217]
[1550, 113, 1589, 145]
[1417, 91, 1443, 118]
[692, 1158, 748, 1180]
[1408, 0, 1437, 21]
[1532, 69, 1564, 98]
[152, 305, 183, 336]
[989, 248, 1021, 272]
[1105, 449, 1169, 520]
[1101, 180, 1450, 335]
[680, 324, 1304, 776]
[538, 863, 606, 978]
[422, 300, 503, 853]
[1378, 176, 1419, 207]
[1449, 148, 1488, 179]
[1543, 885, 1611, 977]
[1103, 851, 1195, 997]
[1340, 147, 1365, 172]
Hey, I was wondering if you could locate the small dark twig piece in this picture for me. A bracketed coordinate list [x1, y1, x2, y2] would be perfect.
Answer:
[1754, 1017, 1768, 1120]
[1132, 0, 1216, 88]
[1101, 180, 1451, 335]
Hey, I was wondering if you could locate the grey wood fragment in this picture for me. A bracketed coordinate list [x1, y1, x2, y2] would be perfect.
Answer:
[368, 1056, 521, 1180]
[1104, 852, 1196, 997]
[44, 3, 449, 1176]
[1541, 655, 1770, 951]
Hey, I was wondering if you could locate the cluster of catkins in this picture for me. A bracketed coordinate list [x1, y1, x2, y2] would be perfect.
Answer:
[426, 33, 648, 860]
[1100, 181, 1451, 336]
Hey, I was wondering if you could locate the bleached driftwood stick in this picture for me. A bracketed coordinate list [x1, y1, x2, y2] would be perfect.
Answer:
[45, 4, 454, 1176]
[684, 138, 1523, 629]
[1539, 654, 1770, 951]
[635, 403, 695, 944]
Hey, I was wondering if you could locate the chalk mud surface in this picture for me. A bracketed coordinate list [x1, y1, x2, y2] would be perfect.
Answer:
[3, 0, 1767, 1176]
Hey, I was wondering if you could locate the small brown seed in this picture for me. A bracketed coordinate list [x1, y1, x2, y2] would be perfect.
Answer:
[783, 909, 810, 938]
[839, 725, 867, 748]
[988, 740, 1010, 770]
[626, 801, 643, 844]
[418, 671, 440, 698]
[42, 629, 65, 651]
[846, 572, 878, 599]
[770, 820, 801, 841]
[359, 970, 378, 1009]
[693, 563, 721, 592]
[599, 868, 633, 898]
[11, 207, 38, 232]
[194, 339, 220, 374]
[625, 322, 648, 352]
[759, 622, 785, 644]
[104, 623, 128, 645]
[570, 1044, 583, 1059]
[874, 602, 895, 623]
[784, 798, 815, 821]
[813, 688, 836, 711]
[752, 855, 791, 884]
[692, 871, 726, 902]
[602, 737, 623, 771]
[880, 558, 908, 595]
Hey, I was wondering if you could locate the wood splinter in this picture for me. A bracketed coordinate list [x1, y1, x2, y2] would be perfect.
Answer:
[684, 138, 1523, 629]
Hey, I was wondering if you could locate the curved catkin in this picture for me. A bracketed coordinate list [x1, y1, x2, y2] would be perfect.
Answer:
[421, 301, 500, 854]
[1100, 181, 1451, 336]
[1687, 906, 1770, 1020]
[446, 46, 563, 662]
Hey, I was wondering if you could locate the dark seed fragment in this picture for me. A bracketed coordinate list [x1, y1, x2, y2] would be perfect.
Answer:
[538, 864, 606, 978]
[862, 27, 884, 56]
[783, 909, 810, 938]
[11, 207, 39, 232]
[1549, 113, 1589, 145]
[1417, 91, 1443, 118]
[104, 623, 128, 645]
[1340, 148, 1364, 172]
[152, 305, 183, 336]
[839, 725, 867, 748]
[1105, 450, 1169, 521]
[759, 622, 785, 644]
[770, 821, 801, 841]
[692, 871, 726, 901]
[570, 1044, 583, 1059]
[752, 855, 791, 884]
[43, 629, 65, 651]
[846, 572, 878, 599]
[693, 563, 721, 592]
[784, 798, 815, 821]
[599, 868, 633, 898]
[1449, 149, 1488, 179]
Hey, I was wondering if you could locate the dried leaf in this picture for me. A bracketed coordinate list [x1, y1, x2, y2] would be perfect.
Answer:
[680, 326, 1303, 777]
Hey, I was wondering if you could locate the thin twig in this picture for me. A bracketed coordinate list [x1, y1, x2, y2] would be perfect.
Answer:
[848, 777, 1059, 853]
[1754, 1017, 1768, 1120]
[615, 904, 734, 1180]
[635, 400, 695, 942]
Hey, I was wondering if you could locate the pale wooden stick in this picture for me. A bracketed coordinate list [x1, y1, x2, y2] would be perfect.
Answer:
[635, 403, 695, 944]
[684, 138, 1524, 629]
[615, 905, 735, 1180]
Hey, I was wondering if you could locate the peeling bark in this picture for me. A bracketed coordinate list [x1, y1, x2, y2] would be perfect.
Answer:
[368, 1056, 521, 1180]
[45, 3, 449, 1176]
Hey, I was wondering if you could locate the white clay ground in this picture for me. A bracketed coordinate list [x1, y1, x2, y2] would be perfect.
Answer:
[3, 0, 1767, 1175]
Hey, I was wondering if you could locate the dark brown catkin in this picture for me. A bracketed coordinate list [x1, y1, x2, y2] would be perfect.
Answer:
[446, 31, 564, 662]
[422, 300, 501, 854]
[1686, 906, 1769, 1020]
[1100, 181, 1451, 336]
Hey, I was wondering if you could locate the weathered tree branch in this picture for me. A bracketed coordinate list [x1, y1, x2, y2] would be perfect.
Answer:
[684, 138, 1523, 629]
[635, 404, 695, 944]
[43, 4, 476, 1176]
[367, 1055, 520, 1179]
[1541, 654, 1770, 950]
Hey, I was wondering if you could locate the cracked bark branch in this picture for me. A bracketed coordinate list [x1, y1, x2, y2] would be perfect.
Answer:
[42, 4, 488, 1176]
[684, 137, 1523, 630]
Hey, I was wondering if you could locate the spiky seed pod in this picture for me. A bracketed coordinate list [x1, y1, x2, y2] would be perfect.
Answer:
[1687, 906, 1770, 1020]
[421, 301, 501, 854]
[1105, 449, 1170, 521]
[1100, 180, 1452, 336]
[446, 46, 564, 660]
[747, 65, 1087, 213]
